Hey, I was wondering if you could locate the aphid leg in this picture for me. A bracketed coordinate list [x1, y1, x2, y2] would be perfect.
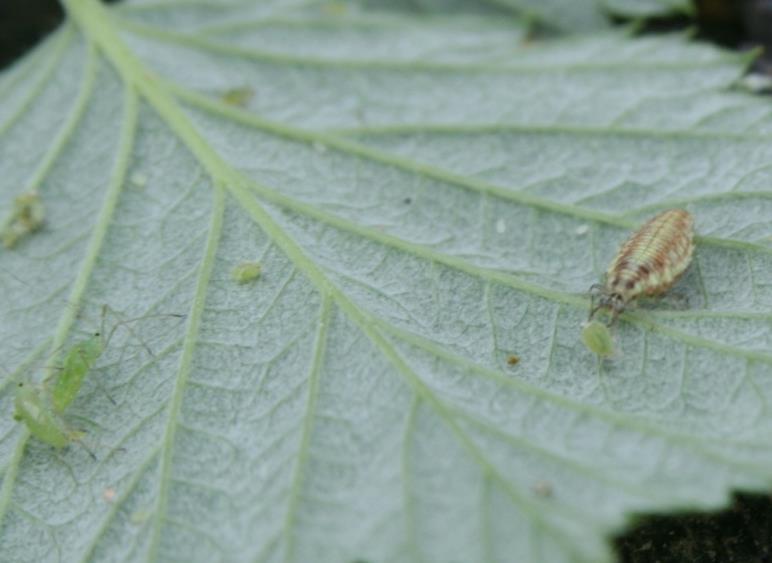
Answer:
[102, 304, 185, 358]
[88, 377, 117, 407]
[77, 427, 126, 457]
[74, 439, 97, 461]
[101, 305, 155, 357]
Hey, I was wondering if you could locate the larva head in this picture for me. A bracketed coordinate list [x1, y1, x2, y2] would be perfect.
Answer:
[588, 284, 626, 325]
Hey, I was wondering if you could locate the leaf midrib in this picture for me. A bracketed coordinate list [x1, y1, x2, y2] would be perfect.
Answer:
[55, 3, 772, 561]
[64, 1, 619, 557]
[68, 0, 772, 450]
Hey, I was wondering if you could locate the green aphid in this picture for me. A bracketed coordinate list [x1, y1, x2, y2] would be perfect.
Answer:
[2, 191, 45, 248]
[220, 86, 253, 107]
[11, 332, 106, 454]
[581, 321, 614, 357]
[13, 306, 183, 455]
[50, 333, 105, 414]
[48, 306, 176, 412]
[231, 261, 261, 284]
[13, 382, 84, 449]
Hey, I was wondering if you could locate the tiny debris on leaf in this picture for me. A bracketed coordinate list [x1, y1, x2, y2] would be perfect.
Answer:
[130, 172, 147, 188]
[220, 86, 254, 107]
[507, 354, 520, 366]
[2, 191, 45, 248]
[103, 487, 117, 503]
[532, 480, 553, 498]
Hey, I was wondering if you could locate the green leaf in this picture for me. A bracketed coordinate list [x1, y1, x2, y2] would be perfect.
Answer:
[603, 0, 693, 18]
[0, 1, 769, 562]
[373, 0, 694, 31]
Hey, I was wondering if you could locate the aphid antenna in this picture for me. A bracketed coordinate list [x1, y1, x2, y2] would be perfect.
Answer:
[1, 268, 183, 352]
[68, 417, 128, 459]
[74, 438, 97, 461]
[98, 304, 185, 359]
[0, 265, 28, 287]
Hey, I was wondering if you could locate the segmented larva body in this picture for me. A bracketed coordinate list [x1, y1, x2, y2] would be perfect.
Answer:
[590, 209, 694, 324]
[608, 209, 694, 299]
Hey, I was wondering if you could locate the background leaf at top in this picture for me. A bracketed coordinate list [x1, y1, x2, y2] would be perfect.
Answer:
[120, 0, 693, 34]
[358, 0, 693, 31]
[0, 0, 771, 562]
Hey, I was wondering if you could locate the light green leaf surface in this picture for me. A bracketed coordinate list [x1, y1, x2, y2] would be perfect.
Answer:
[602, 0, 692, 18]
[0, 1, 770, 562]
[365, 0, 693, 31]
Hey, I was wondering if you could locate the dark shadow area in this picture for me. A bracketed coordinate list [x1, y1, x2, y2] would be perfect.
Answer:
[616, 493, 772, 563]
[0, 0, 121, 70]
[0, 0, 63, 70]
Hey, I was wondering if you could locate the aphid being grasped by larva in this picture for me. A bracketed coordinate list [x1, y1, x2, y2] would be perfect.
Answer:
[589, 209, 694, 325]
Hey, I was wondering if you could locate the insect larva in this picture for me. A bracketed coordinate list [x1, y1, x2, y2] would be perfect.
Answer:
[589, 209, 694, 325]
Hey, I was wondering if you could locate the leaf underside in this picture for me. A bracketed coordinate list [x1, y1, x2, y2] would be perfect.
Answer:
[0, 1, 770, 562]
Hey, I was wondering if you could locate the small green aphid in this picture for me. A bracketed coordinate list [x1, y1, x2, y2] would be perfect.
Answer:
[2, 191, 45, 248]
[231, 261, 261, 284]
[14, 305, 183, 456]
[48, 305, 182, 413]
[49, 332, 106, 413]
[581, 321, 614, 357]
[220, 86, 253, 107]
[13, 382, 84, 449]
